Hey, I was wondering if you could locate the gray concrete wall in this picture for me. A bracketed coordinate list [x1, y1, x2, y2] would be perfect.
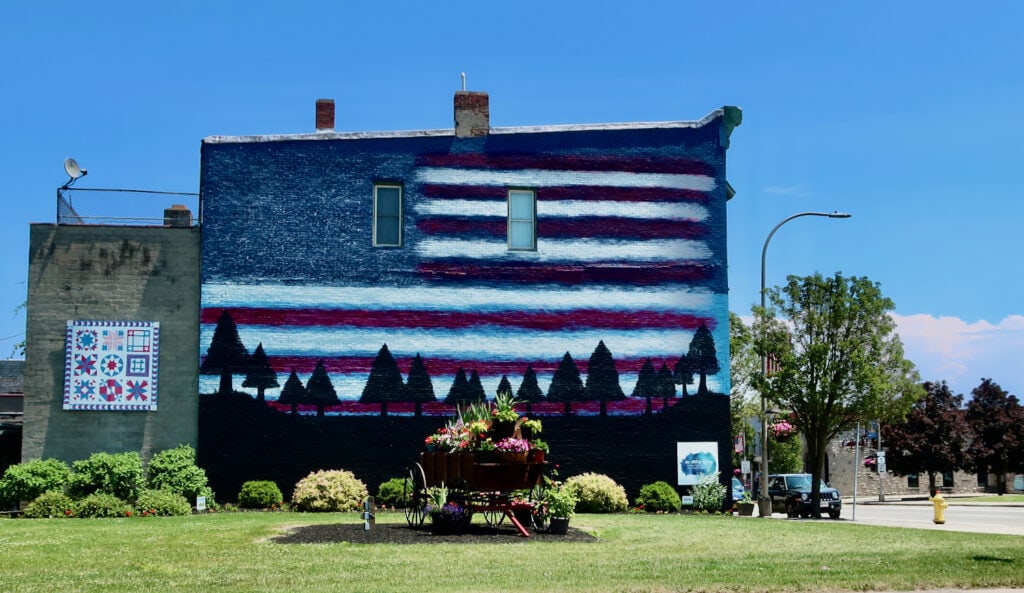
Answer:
[22, 224, 200, 463]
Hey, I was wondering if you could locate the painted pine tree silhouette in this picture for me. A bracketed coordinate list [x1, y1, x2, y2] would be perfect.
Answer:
[199, 310, 250, 395]
[674, 352, 695, 397]
[688, 323, 720, 395]
[632, 358, 657, 413]
[585, 340, 625, 416]
[277, 369, 307, 414]
[516, 365, 544, 402]
[656, 363, 677, 409]
[305, 359, 339, 417]
[360, 343, 404, 403]
[242, 342, 279, 403]
[467, 370, 486, 403]
[496, 375, 513, 400]
[445, 367, 470, 404]
[405, 353, 435, 417]
[548, 352, 585, 414]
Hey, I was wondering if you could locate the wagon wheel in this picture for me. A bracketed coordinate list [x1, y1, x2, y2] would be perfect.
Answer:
[404, 463, 428, 527]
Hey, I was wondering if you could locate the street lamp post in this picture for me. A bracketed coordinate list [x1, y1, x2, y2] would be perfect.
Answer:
[757, 211, 851, 518]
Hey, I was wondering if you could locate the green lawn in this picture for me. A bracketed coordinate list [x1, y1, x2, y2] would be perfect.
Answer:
[954, 494, 1024, 503]
[1, 512, 1022, 593]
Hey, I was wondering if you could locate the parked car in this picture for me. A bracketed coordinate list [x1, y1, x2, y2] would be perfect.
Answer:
[767, 473, 842, 519]
[731, 476, 746, 502]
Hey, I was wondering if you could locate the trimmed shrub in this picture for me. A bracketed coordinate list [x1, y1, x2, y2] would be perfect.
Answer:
[134, 489, 192, 516]
[146, 445, 214, 503]
[636, 481, 681, 513]
[68, 452, 144, 502]
[21, 490, 76, 518]
[375, 477, 411, 508]
[691, 472, 727, 512]
[291, 469, 368, 512]
[238, 480, 283, 509]
[563, 473, 628, 513]
[74, 492, 132, 518]
[0, 458, 71, 508]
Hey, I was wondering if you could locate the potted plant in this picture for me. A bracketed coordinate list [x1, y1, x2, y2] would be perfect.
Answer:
[736, 491, 755, 516]
[494, 437, 530, 463]
[424, 484, 472, 534]
[528, 438, 549, 462]
[520, 417, 542, 440]
[542, 485, 577, 535]
[490, 388, 520, 439]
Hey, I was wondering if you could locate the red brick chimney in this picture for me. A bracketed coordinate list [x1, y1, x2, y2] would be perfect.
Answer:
[316, 99, 335, 132]
[454, 91, 489, 137]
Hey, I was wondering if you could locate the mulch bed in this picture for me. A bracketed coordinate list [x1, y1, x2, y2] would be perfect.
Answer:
[273, 521, 598, 544]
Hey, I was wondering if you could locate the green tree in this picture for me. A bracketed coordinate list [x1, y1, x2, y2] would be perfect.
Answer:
[752, 273, 922, 516]
[548, 352, 584, 414]
[242, 343, 279, 403]
[882, 381, 971, 492]
[965, 378, 1024, 495]
[729, 313, 760, 467]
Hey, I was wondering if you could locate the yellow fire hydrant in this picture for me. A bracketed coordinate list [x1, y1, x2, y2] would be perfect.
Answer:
[928, 489, 948, 524]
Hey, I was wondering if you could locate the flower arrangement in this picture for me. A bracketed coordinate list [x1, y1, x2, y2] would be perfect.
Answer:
[772, 420, 794, 438]
[492, 388, 520, 423]
[425, 424, 473, 452]
[494, 437, 530, 453]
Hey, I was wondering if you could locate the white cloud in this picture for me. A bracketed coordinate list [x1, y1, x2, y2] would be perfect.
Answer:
[892, 313, 1024, 398]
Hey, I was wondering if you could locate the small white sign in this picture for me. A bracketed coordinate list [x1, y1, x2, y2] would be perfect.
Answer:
[681, 495, 694, 506]
[741, 460, 751, 475]
[196, 496, 207, 512]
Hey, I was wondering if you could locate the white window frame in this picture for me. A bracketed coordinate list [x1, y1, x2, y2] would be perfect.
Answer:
[373, 184, 403, 247]
[507, 188, 536, 251]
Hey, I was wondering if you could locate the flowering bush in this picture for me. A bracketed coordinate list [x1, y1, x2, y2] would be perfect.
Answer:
[426, 501, 472, 522]
[291, 469, 368, 512]
[691, 472, 727, 512]
[772, 421, 794, 439]
[564, 473, 628, 513]
[494, 437, 530, 453]
[425, 426, 473, 452]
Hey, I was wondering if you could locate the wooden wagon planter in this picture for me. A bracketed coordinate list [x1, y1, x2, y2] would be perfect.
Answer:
[405, 450, 547, 537]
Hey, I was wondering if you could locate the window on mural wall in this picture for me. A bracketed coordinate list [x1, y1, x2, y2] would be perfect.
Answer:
[508, 189, 536, 250]
[373, 184, 402, 246]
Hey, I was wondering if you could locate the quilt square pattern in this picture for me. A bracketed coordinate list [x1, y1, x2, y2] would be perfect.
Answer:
[64, 320, 160, 411]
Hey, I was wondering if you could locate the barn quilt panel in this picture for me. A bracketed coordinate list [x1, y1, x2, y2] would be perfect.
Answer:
[63, 320, 160, 411]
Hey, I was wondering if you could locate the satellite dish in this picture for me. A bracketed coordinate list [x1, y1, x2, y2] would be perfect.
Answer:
[64, 157, 87, 179]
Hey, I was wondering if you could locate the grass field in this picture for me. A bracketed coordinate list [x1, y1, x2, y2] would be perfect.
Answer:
[1, 512, 1022, 593]
[954, 494, 1024, 503]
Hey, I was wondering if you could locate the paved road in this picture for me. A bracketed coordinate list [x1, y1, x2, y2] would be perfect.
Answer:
[758, 497, 1024, 536]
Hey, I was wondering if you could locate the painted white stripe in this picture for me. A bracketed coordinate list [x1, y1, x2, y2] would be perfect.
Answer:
[415, 167, 716, 191]
[200, 325, 699, 360]
[414, 199, 709, 221]
[202, 282, 721, 312]
[414, 238, 710, 261]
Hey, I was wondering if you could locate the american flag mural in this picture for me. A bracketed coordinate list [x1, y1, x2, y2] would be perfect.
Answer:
[200, 113, 733, 413]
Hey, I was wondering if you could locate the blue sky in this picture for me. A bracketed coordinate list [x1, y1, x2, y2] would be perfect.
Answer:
[2, 1, 1021, 399]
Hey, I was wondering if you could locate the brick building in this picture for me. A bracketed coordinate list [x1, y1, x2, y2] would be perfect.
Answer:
[19, 92, 743, 501]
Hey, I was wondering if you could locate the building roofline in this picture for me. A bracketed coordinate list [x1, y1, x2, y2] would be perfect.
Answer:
[202, 107, 740, 145]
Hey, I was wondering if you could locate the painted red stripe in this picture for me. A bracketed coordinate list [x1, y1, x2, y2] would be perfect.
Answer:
[420, 184, 708, 202]
[259, 355, 688, 376]
[416, 153, 716, 176]
[416, 217, 708, 239]
[416, 262, 715, 285]
[201, 307, 714, 331]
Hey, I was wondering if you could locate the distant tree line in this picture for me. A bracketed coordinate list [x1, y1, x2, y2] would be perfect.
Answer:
[200, 311, 723, 417]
